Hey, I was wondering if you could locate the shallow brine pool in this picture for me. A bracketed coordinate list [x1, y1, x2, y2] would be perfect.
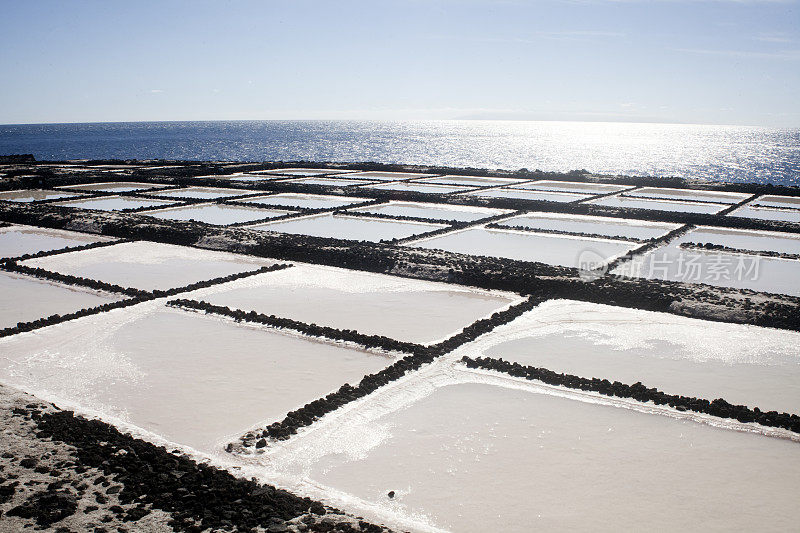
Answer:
[247, 213, 446, 243]
[727, 205, 800, 224]
[252, 168, 357, 177]
[190, 264, 523, 345]
[22, 241, 276, 291]
[749, 194, 800, 209]
[239, 193, 371, 210]
[281, 176, 377, 187]
[512, 180, 631, 195]
[409, 227, 636, 267]
[271, 379, 800, 533]
[142, 203, 293, 225]
[58, 181, 170, 193]
[149, 186, 258, 200]
[0, 225, 115, 259]
[0, 303, 394, 453]
[0, 189, 85, 203]
[0, 271, 122, 329]
[52, 195, 178, 211]
[587, 195, 728, 214]
[462, 299, 800, 414]
[613, 226, 800, 296]
[495, 213, 679, 240]
[623, 187, 751, 204]
[360, 182, 472, 195]
[344, 171, 438, 181]
[462, 188, 591, 203]
[415, 175, 529, 188]
[349, 201, 512, 223]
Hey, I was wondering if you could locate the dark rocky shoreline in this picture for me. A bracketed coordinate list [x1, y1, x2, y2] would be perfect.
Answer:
[0, 384, 392, 532]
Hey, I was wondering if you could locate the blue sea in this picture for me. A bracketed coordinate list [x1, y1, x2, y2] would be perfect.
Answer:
[1, 120, 798, 186]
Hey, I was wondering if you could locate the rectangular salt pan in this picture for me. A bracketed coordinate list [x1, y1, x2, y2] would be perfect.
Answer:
[410, 227, 636, 267]
[239, 193, 371, 210]
[150, 186, 257, 200]
[349, 201, 511, 222]
[247, 213, 446, 243]
[344, 171, 438, 181]
[281, 177, 377, 187]
[142, 203, 293, 225]
[360, 182, 471, 194]
[192, 264, 523, 345]
[52, 196, 177, 211]
[512, 180, 631, 195]
[58, 181, 170, 193]
[0, 271, 122, 330]
[497, 213, 680, 241]
[750, 195, 800, 209]
[613, 227, 800, 296]
[0, 304, 393, 453]
[273, 381, 800, 533]
[416, 175, 529, 187]
[624, 187, 751, 204]
[252, 168, 357, 177]
[588, 195, 727, 214]
[0, 225, 115, 259]
[728, 205, 800, 224]
[463, 188, 590, 203]
[468, 299, 800, 414]
[22, 241, 275, 291]
[0, 189, 85, 202]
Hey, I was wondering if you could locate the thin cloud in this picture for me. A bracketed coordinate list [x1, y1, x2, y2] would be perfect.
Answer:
[149, 89, 164, 94]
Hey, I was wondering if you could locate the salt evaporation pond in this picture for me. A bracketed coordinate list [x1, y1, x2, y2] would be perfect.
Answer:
[512, 179, 631, 195]
[248, 213, 445, 243]
[496, 213, 679, 240]
[750, 194, 800, 209]
[623, 187, 751, 204]
[349, 201, 511, 223]
[0, 303, 393, 453]
[192, 264, 523, 344]
[58, 181, 170, 193]
[281, 176, 377, 187]
[360, 182, 471, 195]
[0, 189, 85, 202]
[463, 299, 800, 413]
[142, 203, 292, 225]
[150, 186, 258, 200]
[345, 171, 437, 181]
[410, 227, 636, 267]
[0, 271, 122, 329]
[728, 205, 800, 224]
[52, 195, 177, 211]
[0, 224, 115, 258]
[588, 195, 728, 214]
[463, 188, 590, 203]
[416, 175, 528, 188]
[22, 241, 275, 291]
[239, 193, 371, 209]
[272, 380, 800, 532]
[613, 226, 800, 296]
[254, 168, 357, 177]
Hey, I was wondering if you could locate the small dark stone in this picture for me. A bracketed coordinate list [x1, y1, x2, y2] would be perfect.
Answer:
[387, 491, 395, 499]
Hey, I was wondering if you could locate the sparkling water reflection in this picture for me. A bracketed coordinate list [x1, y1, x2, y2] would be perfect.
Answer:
[1, 120, 798, 185]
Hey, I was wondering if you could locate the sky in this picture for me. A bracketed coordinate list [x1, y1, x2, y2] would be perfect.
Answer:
[0, 0, 798, 127]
